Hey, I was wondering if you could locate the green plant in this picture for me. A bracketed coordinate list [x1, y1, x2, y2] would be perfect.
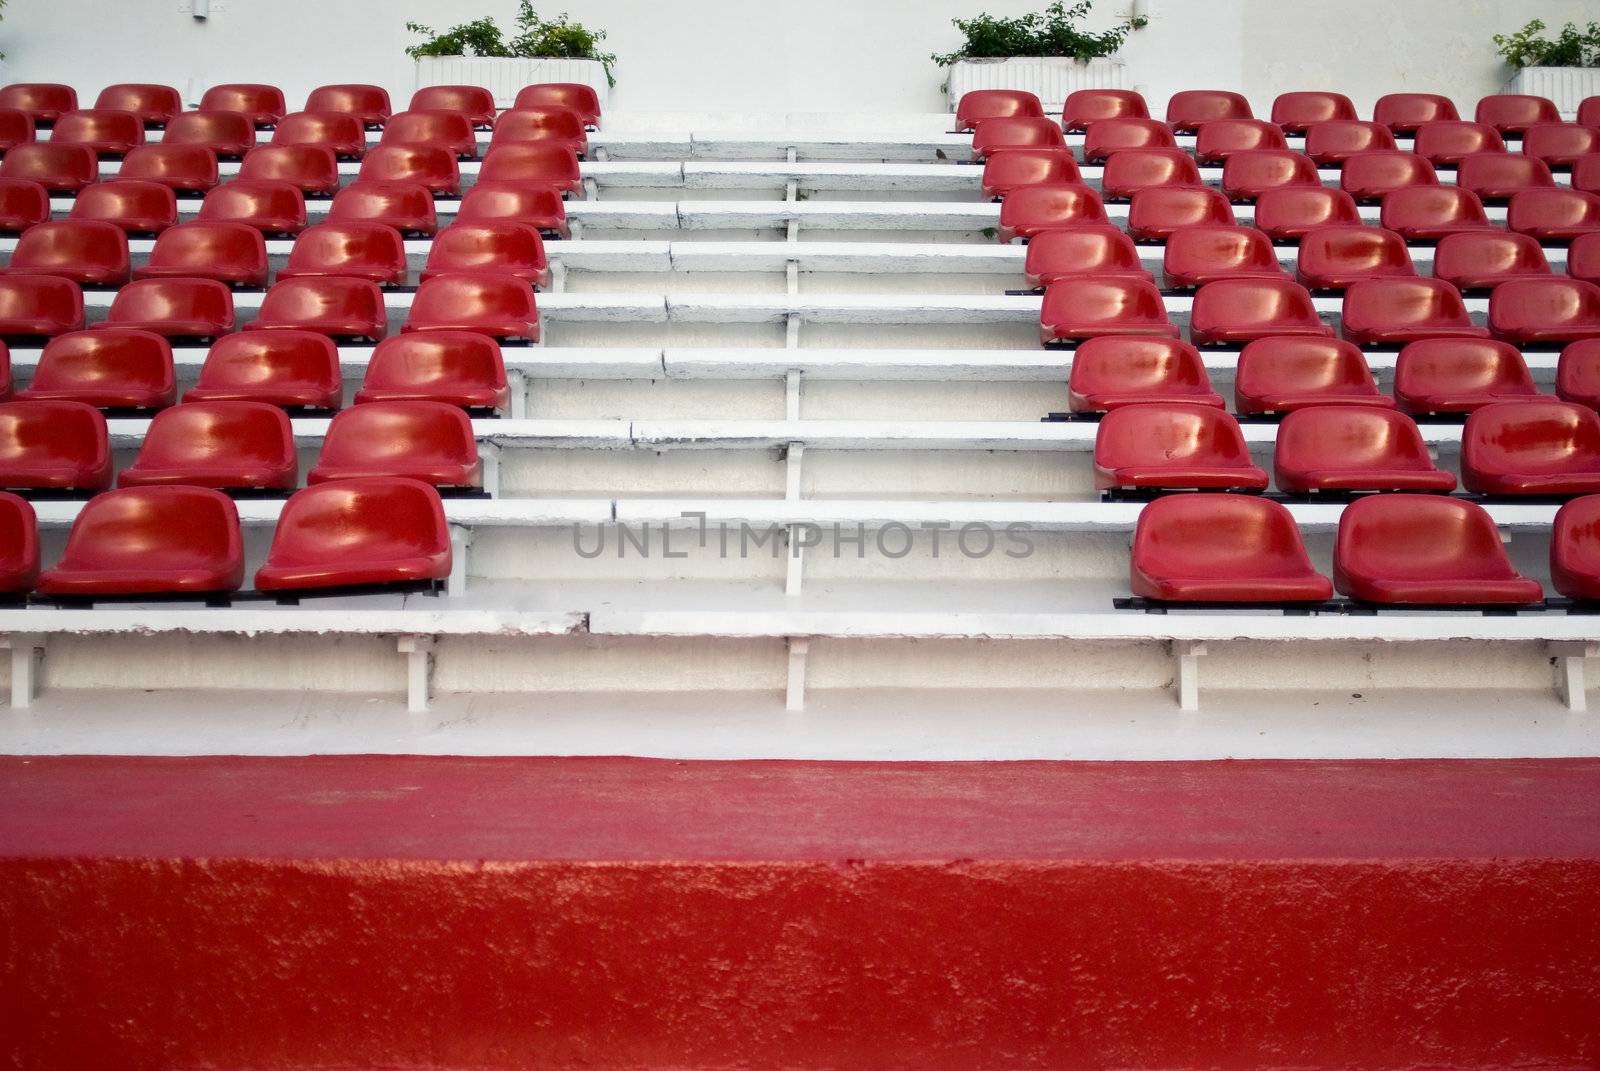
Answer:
[406, 1, 618, 86]
[932, 0, 1146, 66]
[1493, 18, 1600, 68]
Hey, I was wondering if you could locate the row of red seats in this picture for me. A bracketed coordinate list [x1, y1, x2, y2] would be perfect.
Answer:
[0, 479, 451, 597]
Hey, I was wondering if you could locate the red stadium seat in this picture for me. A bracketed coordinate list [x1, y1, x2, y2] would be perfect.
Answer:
[1517, 123, 1600, 169]
[970, 117, 1065, 159]
[355, 331, 509, 411]
[0, 179, 49, 233]
[161, 110, 254, 157]
[420, 221, 550, 288]
[134, 221, 269, 288]
[979, 148, 1080, 198]
[1099, 148, 1202, 201]
[0, 109, 35, 152]
[117, 144, 219, 193]
[1166, 90, 1251, 133]
[1039, 277, 1176, 344]
[356, 144, 460, 195]
[22, 328, 174, 409]
[382, 110, 478, 158]
[0, 83, 77, 124]
[1302, 120, 1396, 165]
[1251, 186, 1360, 241]
[514, 83, 602, 129]
[1340, 151, 1437, 203]
[1379, 186, 1495, 242]
[1334, 494, 1542, 605]
[198, 84, 286, 127]
[1551, 494, 1600, 600]
[1294, 226, 1416, 290]
[0, 220, 128, 286]
[0, 400, 110, 490]
[1456, 152, 1555, 201]
[1274, 406, 1455, 493]
[1410, 121, 1505, 166]
[0, 275, 83, 337]
[403, 274, 539, 341]
[954, 90, 1044, 132]
[1271, 91, 1357, 134]
[995, 182, 1107, 242]
[0, 143, 99, 192]
[184, 330, 342, 410]
[278, 222, 408, 286]
[238, 145, 341, 197]
[1094, 403, 1268, 490]
[1557, 339, 1600, 409]
[36, 485, 243, 597]
[1130, 495, 1331, 603]
[1080, 117, 1175, 163]
[1432, 231, 1551, 292]
[67, 179, 177, 235]
[309, 401, 480, 487]
[1394, 338, 1539, 414]
[1061, 89, 1148, 132]
[119, 401, 296, 490]
[305, 84, 392, 128]
[0, 492, 38, 592]
[1489, 277, 1600, 345]
[1126, 185, 1234, 241]
[1023, 226, 1148, 287]
[51, 109, 144, 155]
[96, 278, 233, 339]
[478, 144, 582, 198]
[326, 180, 437, 236]
[197, 179, 306, 236]
[245, 277, 387, 341]
[254, 477, 450, 592]
[1066, 336, 1222, 413]
[1162, 224, 1283, 288]
[1572, 232, 1600, 287]
[1461, 400, 1600, 495]
[409, 85, 495, 127]
[1341, 278, 1487, 345]
[1476, 94, 1560, 135]
[456, 182, 569, 237]
[92, 84, 180, 126]
[1233, 336, 1392, 414]
[1220, 150, 1320, 200]
[1189, 277, 1331, 346]
[271, 111, 367, 159]
[490, 106, 588, 155]
[1507, 188, 1600, 242]
[1582, 96, 1600, 129]
[1577, 155, 1600, 195]
[1373, 93, 1459, 134]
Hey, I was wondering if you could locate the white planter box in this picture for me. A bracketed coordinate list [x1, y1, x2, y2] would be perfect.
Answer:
[414, 56, 609, 112]
[1506, 67, 1600, 120]
[945, 57, 1127, 113]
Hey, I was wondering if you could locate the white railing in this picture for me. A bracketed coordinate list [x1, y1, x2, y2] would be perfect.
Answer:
[946, 57, 1127, 112]
[414, 56, 609, 110]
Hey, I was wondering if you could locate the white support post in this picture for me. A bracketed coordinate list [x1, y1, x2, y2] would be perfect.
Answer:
[506, 369, 529, 419]
[548, 261, 568, 295]
[479, 442, 502, 497]
[785, 442, 805, 596]
[592, 146, 610, 163]
[1550, 641, 1598, 712]
[582, 176, 599, 201]
[2, 634, 43, 709]
[447, 525, 472, 598]
[1176, 640, 1207, 712]
[785, 636, 810, 712]
[398, 634, 436, 713]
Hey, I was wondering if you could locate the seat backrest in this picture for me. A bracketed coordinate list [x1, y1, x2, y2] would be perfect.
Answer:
[271, 111, 365, 156]
[980, 148, 1080, 197]
[1335, 494, 1526, 585]
[1463, 400, 1600, 478]
[305, 84, 392, 126]
[1270, 91, 1356, 133]
[408, 85, 495, 125]
[188, 330, 342, 409]
[512, 83, 601, 127]
[161, 110, 255, 155]
[102, 278, 234, 335]
[1373, 93, 1459, 132]
[490, 105, 587, 148]
[1251, 186, 1360, 240]
[969, 116, 1064, 158]
[1220, 150, 1321, 198]
[1082, 117, 1176, 161]
[124, 400, 295, 483]
[1100, 148, 1201, 199]
[1166, 90, 1251, 132]
[0, 274, 84, 333]
[1127, 185, 1235, 240]
[1475, 93, 1560, 134]
[1095, 403, 1254, 467]
[119, 144, 220, 190]
[238, 144, 341, 194]
[382, 109, 477, 155]
[67, 179, 178, 234]
[1379, 185, 1492, 239]
[48, 485, 243, 580]
[953, 89, 1044, 131]
[255, 477, 450, 590]
[198, 179, 307, 234]
[27, 328, 175, 407]
[1060, 89, 1147, 132]
[284, 222, 408, 279]
[93, 84, 181, 123]
[1302, 120, 1396, 164]
[0, 143, 99, 191]
[1394, 338, 1538, 413]
[199, 83, 286, 125]
[0, 83, 77, 122]
[1456, 152, 1555, 199]
[0, 399, 111, 490]
[1339, 151, 1437, 201]
[1234, 336, 1384, 413]
[1411, 121, 1506, 165]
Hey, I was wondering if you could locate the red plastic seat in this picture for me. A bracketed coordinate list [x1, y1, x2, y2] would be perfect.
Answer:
[119, 401, 296, 490]
[1039, 277, 1176, 344]
[403, 274, 538, 341]
[979, 148, 1080, 198]
[198, 84, 286, 127]
[245, 277, 387, 341]
[1061, 89, 1148, 132]
[0, 220, 128, 286]
[1342, 278, 1487, 345]
[238, 145, 341, 197]
[1066, 336, 1222, 413]
[278, 222, 408, 286]
[1162, 224, 1283, 288]
[0, 491, 38, 592]
[1126, 185, 1234, 241]
[184, 330, 342, 410]
[1339, 151, 1436, 203]
[355, 331, 509, 411]
[1274, 406, 1455, 493]
[134, 221, 269, 288]
[420, 221, 550, 288]
[1456, 152, 1555, 201]
[254, 477, 450, 592]
[1379, 186, 1494, 242]
[1189, 277, 1331, 346]
[409, 86, 496, 127]
[1166, 90, 1251, 134]
[0, 143, 99, 192]
[309, 401, 480, 486]
[1130, 494, 1330, 603]
[514, 84, 601, 129]
[271, 111, 366, 159]
[1410, 121, 1506, 167]
[0, 400, 110, 490]
[1575, 155, 1600, 196]
[96, 278, 233, 339]
[117, 144, 219, 193]
[1572, 232, 1600, 287]
[1557, 338, 1600, 409]
[490, 106, 588, 155]
[197, 179, 306, 236]
[326, 180, 437, 237]
[1432, 231, 1551, 292]
[22, 328, 174, 409]
[357, 144, 460, 195]
[0, 109, 35, 152]
[67, 179, 177, 235]
[1251, 186, 1360, 241]
[1476, 94, 1560, 136]
[1334, 494, 1542, 605]
[1394, 338, 1539, 414]
[1461, 400, 1600, 495]
[36, 485, 243, 596]
[1489, 277, 1600, 345]
[0, 179, 49, 233]
[455, 182, 569, 237]
[1302, 120, 1396, 165]
[1233, 336, 1392, 414]
[970, 117, 1064, 159]
[1507, 188, 1600, 242]
[1099, 148, 1202, 201]
[51, 109, 144, 155]
[1582, 97, 1600, 130]
[1080, 118, 1175, 163]
[92, 84, 181, 126]
[1295, 226, 1415, 291]
[0, 84, 77, 124]
[0, 275, 83, 337]
[1271, 92, 1357, 134]
[1094, 403, 1267, 490]
[1023, 226, 1148, 287]
[161, 110, 255, 157]
[954, 90, 1044, 132]
[995, 182, 1106, 242]
[305, 84, 392, 128]
[1373, 93, 1459, 134]
[382, 110, 478, 158]
[476, 143, 582, 196]
[1551, 494, 1600, 600]
[1220, 150, 1321, 200]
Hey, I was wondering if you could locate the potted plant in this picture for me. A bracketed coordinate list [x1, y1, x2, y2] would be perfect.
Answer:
[407, 2, 617, 109]
[1493, 18, 1600, 118]
[933, 0, 1147, 112]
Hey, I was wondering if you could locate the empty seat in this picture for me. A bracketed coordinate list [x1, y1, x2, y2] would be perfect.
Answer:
[0, 220, 128, 286]
[161, 110, 255, 157]
[245, 276, 387, 341]
[1302, 120, 1396, 165]
[1081, 118, 1175, 163]
[1410, 121, 1506, 166]
[22, 328, 174, 409]
[954, 90, 1044, 131]
[1394, 338, 1539, 414]
[1162, 224, 1283, 288]
[995, 182, 1107, 242]
[238, 144, 341, 197]
[0, 275, 83, 337]
[514, 83, 602, 128]
[476, 143, 582, 195]
[1130, 494, 1331, 603]
[1066, 336, 1222, 413]
[455, 182, 569, 237]
[271, 111, 367, 159]
[1572, 232, 1600, 287]
[1039, 277, 1176, 344]
[355, 331, 509, 411]
[309, 401, 480, 486]
[277, 222, 408, 286]
[408, 85, 495, 127]
[1551, 494, 1600, 600]
[1461, 400, 1600, 495]
[1251, 186, 1361, 241]
[36, 485, 243, 597]
[1061, 89, 1148, 132]
[1165, 90, 1251, 133]
[326, 181, 437, 236]
[1476, 94, 1560, 135]
[1093, 403, 1268, 490]
[1294, 226, 1416, 290]
[119, 401, 296, 490]
[356, 144, 460, 194]
[1274, 406, 1455, 493]
[1557, 338, 1600, 409]
[0, 109, 35, 152]
[184, 330, 342, 410]
[0, 179, 49, 233]
[51, 109, 144, 154]
[1024, 226, 1148, 287]
[1189, 277, 1331, 346]
[382, 110, 478, 158]
[117, 143, 219, 193]
[979, 148, 1080, 198]
[197, 179, 306, 236]
[0, 143, 98, 192]
[1342, 278, 1487, 344]
[1432, 231, 1551, 292]
[1456, 152, 1555, 201]
[1573, 154, 1600, 196]
[1334, 494, 1542, 604]
[92, 84, 181, 125]
[1340, 151, 1437, 203]
[0, 492, 38, 593]
[304, 84, 392, 128]
[1099, 148, 1202, 201]
[1489, 277, 1600, 345]
[420, 221, 551, 288]
[0, 400, 110, 490]
[1220, 150, 1321, 200]
[1271, 91, 1357, 134]
[1126, 185, 1234, 241]
[970, 117, 1065, 159]
[67, 179, 177, 235]
[403, 274, 539, 341]
[134, 221, 269, 288]
[1379, 186, 1495, 242]
[0, 83, 77, 124]
[1373, 93, 1459, 134]
[489, 106, 588, 155]
[1582, 97, 1600, 129]
[254, 477, 450, 592]
[1507, 188, 1600, 242]
[198, 83, 286, 127]
[95, 278, 233, 339]
[1233, 336, 1393, 414]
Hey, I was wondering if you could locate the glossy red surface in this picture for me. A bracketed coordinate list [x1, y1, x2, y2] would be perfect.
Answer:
[255, 477, 451, 590]
[309, 401, 480, 487]
[1131, 493, 1331, 601]
[1220, 149, 1321, 199]
[1334, 493, 1543, 604]
[0, 142, 99, 191]
[355, 331, 509, 411]
[404, 273, 539, 341]
[1574, 233, 1600, 287]
[1378, 185, 1495, 241]
[1165, 89, 1251, 132]
[1340, 278, 1488, 345]
[246, 276, 387, 340]
[1066, 336, 1222, 413]
[1580, 95, 1600, 129]
[1093, 403, 1267, 490]
[1270, 90, 1357, 133]
[1294, 225, 1415, 290]
[1338, 150, 1437, 202]
[1476, 93, 1560, 135]
[0, 178, 49, 233]
[1456, 151, 1555, 201]
[969, 116, 1064, 159]
[513, 83, 602, 128]
[953, 89, 1044, 132]
[0, 108, 34, 152]
[1394, 338, 1541, 414]
[1060, 88, 1148, 132]
[1489, 277, 1600, 345]
[0, 82, 77, 123]
[135, 222, 269, 288]
[1557, 338, 1600, 409]
[1507, 188, 1600, 242]
[1462, 399, 1600, 495]
[92, 83, 180, 125]
[1125, 184, 1235, 241]
[198, 178, 307, 236]
[67, 179, 177, 235]
[119, 400, 296, 490]
[1099, 147, 1202, 201]
[1577, 155, 1600, 196]
[408, 85, 496, 127]
[1250, 185, 1360, 240]
[238, 144, 341, 196]
[1432, 230, 1552, 291]
[198, 83, 286, 127]
[1302, 120, 1396, 164]
[456, 182, 569, 237]
[1551, 494, 1600, 599]
[0, 399, 110, 490]
[51, 108, 144, 154]
[1233, 336, 1393, 414]
[0, 220, 128, 286]
[1192, 119, 1288, 163]
[0, 490, 37, 591]
[36, 485, 244, 595]
[1188, 277, 1332, 345]
[1039, 276, 1177, 343]
[1274, 405, 1455, 492]
[278, 222, 407, 286]
[1080, 117, 1175, 163]
[381, 109, 478, 158]
[161, 109, 255, 157]
[489, 105, 588, 156]
[1024, 226, 1149, 287]
[23, 328, 174, 409]
[994, 182, 1107, 242]
[304, 84, 392, 128]
[118, 143, 220, 193]
[96, 278, 234, 339]
[1162, 224, 1283, 288]
[979, 148, 1081, 198]
[421, 221, 550, 288]
[0, 273, 84, 336]
[270, 111, 367, 158]
[1373, 92, 1459, 133]
[1411, 120, 1506, 165]
[356, 144, 460, 194]
[476, 142, 582, 195]
[327, 180, 438, 236]
[1521, 123, 1600, 168]
[184, 330, 342, 410]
